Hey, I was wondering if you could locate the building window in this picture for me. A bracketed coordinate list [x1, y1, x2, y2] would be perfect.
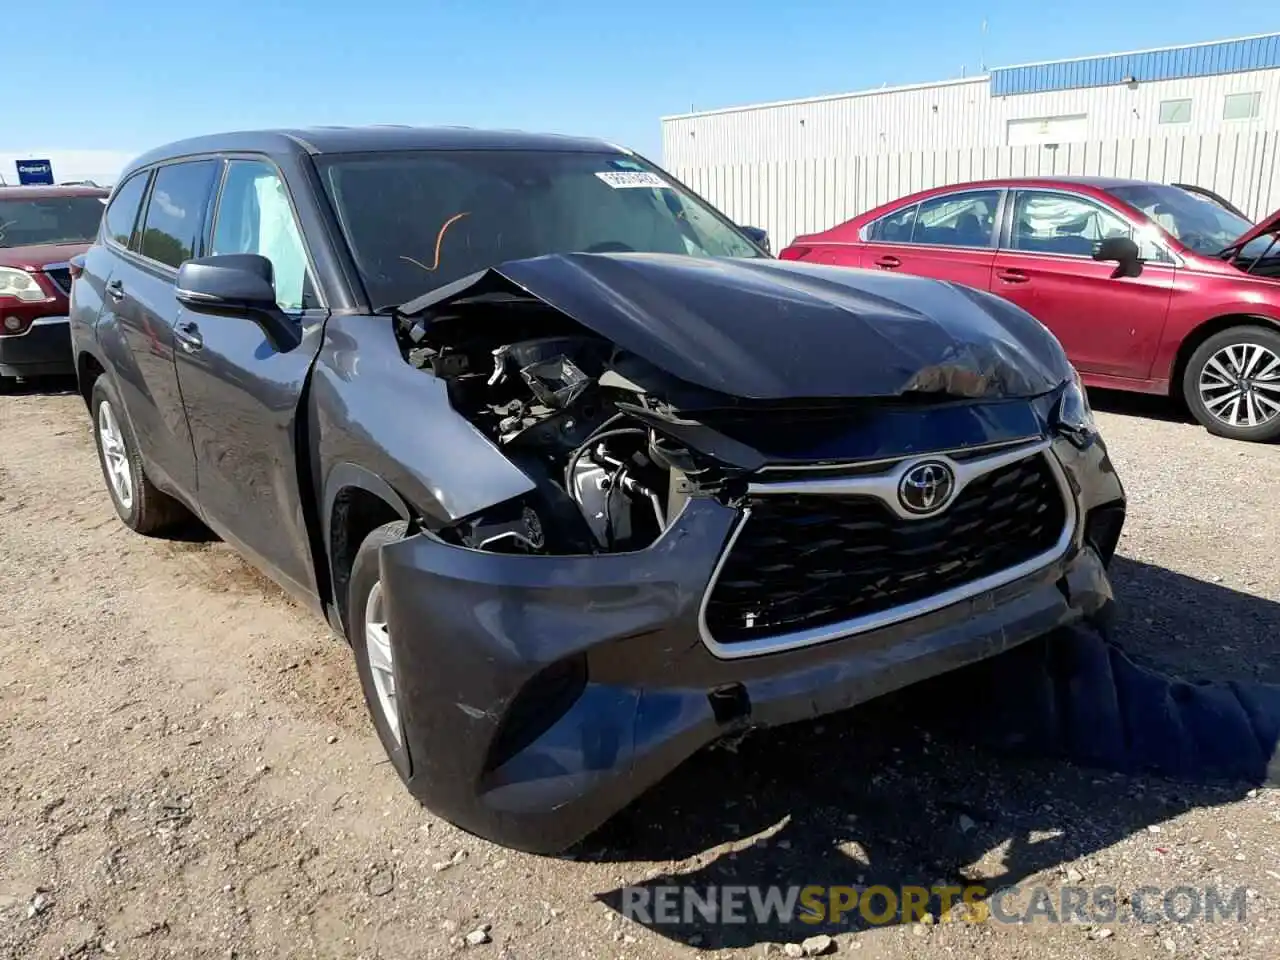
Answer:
[1158, 99, 1192, 124]
[1007, 114, 1088, 146]
[1223, 92, 1261, 121]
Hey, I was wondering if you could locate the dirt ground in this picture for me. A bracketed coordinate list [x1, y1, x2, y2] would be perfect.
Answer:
[1, 381, 1277, 960]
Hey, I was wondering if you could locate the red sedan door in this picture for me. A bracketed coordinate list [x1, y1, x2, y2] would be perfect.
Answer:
[990, 189, 1175, 381]
[851, 188, 1003, 290]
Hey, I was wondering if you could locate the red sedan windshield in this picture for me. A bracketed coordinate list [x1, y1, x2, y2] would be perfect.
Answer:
[0, 196, 107, 248]
[1107, 184, 1256, 257]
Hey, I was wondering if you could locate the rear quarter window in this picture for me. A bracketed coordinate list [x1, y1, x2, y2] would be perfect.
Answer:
[103, 172, 150, 249]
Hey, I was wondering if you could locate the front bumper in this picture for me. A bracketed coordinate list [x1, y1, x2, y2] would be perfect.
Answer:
[0, 316, 73, 377]
[379, 435, 1125, 853]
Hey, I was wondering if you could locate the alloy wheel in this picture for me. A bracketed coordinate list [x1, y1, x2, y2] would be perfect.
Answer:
[97, 400, 135, 511]
[1197, 342, 1280, 429]
[364, 581, 401, 745]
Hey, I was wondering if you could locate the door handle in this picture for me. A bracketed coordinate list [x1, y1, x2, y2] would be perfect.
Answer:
[874, 255, 901, 269]
[996, 269, 1029, 284]
[173, 320, 203, 353]
[105, 279, 125, 302]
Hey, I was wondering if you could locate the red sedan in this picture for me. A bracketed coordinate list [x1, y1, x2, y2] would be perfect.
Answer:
[0, 184, 109, 386]
[781, 177, 1280, 442]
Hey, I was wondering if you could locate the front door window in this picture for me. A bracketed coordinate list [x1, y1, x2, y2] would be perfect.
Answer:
[210, 160, 313, 311]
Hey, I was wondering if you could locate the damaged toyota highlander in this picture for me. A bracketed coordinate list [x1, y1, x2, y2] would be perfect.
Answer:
[69, 128, 1126, 853]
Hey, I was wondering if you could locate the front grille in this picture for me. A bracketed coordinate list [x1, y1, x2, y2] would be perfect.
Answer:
[42, 267, 72, 297]
[704, 453, 1068, 647]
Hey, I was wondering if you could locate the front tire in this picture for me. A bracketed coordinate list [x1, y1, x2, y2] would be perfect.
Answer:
[1183, 326, 1280, 443]
[348, 521, 412, 781]
[90, 377, 190, 533]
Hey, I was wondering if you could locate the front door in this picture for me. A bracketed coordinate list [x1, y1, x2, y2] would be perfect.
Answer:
[172, 158, 327, 605]
[990, 189, 1175, 380]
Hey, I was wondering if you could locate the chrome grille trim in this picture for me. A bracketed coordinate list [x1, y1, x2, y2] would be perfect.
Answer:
[698, 441, 1077, 660]
[751, 435, 1043, 476]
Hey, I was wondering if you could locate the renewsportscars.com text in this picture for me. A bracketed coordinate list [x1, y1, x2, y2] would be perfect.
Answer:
[621, 883, 1248, 927]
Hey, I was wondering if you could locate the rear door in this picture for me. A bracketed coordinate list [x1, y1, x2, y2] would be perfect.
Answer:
[990, 189, 1175, 380]
[172, 156, 327, 602]
[97, 160, 221, 502]
[857, 188, 1003, 290]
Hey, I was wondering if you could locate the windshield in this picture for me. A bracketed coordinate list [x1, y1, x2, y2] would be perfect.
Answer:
[1106, 183, 1262, 257]
[317, 150, 762, 308]
[0, 196, 106, 249]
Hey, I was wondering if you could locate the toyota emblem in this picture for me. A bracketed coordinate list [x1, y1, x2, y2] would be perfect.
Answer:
[898, 460, 956, 515]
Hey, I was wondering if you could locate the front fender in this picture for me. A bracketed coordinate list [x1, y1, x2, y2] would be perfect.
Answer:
[308, 313, 537, 527]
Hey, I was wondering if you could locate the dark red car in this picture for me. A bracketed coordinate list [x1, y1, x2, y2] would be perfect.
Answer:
[0, 184, 109, 385]
[782, 177, 1280, 442]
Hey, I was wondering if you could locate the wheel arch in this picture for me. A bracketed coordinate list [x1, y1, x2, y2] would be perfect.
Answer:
[323, 463, 413, 637]
[1170, 313, 1280, 402]
[75, 347, 109, 410]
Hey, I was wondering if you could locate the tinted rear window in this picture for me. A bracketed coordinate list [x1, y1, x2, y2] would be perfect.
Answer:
[139, 161, 220, 268]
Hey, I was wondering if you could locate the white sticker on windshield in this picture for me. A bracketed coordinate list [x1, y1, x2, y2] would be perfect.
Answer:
[595, 171, 671, 190]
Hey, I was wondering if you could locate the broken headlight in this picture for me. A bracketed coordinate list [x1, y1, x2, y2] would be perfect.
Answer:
[1055, 368, 1096, 444]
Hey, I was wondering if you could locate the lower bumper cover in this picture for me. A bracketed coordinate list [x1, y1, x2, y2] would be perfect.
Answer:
[379, 436, 1124, 853]
[0, 317, 73, 377]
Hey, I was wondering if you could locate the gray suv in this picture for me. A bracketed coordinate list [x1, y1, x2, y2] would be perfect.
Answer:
[69, 126, 1126, 852]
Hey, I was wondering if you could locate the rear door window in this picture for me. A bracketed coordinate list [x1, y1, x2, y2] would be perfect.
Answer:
[138, 160, 220, 269]
[912, 191, 1001, 247]
[869, 204, 918, 243]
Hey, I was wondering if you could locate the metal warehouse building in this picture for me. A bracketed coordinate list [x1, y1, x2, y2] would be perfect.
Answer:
[662, 33, 1280, 248]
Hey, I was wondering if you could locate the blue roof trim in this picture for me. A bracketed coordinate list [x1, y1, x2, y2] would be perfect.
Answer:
[991, 34, 1280, 96]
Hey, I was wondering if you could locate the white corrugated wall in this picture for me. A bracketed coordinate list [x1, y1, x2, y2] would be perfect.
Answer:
[668, 130, 1280, 251]
[662, 69, 1280, 167]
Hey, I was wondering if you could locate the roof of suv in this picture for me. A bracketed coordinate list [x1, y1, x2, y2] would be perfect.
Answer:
[125, 126, 630, 176]
[0, 185, 110, 199]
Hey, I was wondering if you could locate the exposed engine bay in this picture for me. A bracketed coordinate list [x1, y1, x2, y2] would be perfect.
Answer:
[391, 253, 1080, 556]
[397, 294, 728, 555]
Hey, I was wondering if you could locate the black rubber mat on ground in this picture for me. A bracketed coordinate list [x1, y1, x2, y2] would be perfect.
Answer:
[906, 624, 1280, 785]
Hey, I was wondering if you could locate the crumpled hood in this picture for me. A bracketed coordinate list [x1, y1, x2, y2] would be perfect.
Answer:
[405, 252, 1074, 401]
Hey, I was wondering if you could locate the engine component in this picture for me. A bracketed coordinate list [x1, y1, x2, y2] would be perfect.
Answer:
[570, 458, 630, 548]
[520, 356, 590, 409]
[400, 320, 722, 555]
[454, 502, 546, 553]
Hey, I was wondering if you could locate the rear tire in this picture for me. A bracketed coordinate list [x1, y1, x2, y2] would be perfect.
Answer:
[1182, 326, 1280, 443]
[348, 521, 412, 782]
[90, 377, 191, 534]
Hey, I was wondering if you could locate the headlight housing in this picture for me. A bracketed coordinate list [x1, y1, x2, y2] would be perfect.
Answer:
[1055, 368, 1096, 442]
[0, 267, 50, 303]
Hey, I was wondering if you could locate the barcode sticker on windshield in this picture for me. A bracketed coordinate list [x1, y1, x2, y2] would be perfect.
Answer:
[595, 171, 670, 189]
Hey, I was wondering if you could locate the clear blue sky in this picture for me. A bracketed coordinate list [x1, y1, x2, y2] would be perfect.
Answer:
[13, 0, 1279, 162]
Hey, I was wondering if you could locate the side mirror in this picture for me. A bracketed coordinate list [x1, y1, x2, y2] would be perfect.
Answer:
[175, 254, 299, 350]
[1092, 236, 1143, 278]
[740, 225, 771, 255]
[176, 253, 277, 312]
